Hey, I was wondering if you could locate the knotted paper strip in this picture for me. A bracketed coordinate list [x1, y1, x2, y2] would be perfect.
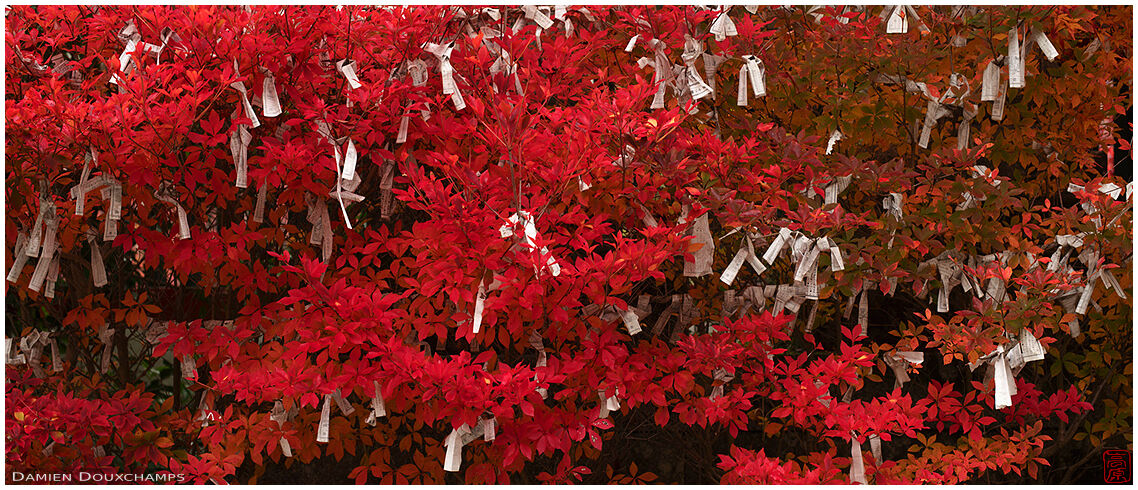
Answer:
[50, 337, 61, 372]
[619, 307, 642, 335]
[229, 123, 252, 188]
[6, 233, 30, 284]
[366, 380, 388, 426]
[253, 182, 269, 223]
[980, 58, 1001, 101]
[737, 55, 766, 106]
[340, 138, 358, 181]
[1008, 27, 1024, 89]
[99, 328, 115, 372]
[638, 39, 673, 110]
[261, 67, 282, 117]
[29, 217, 59, 293]
[991, 72, 1008, 121]
[1031, 29, 1058, 61]
[709, 7, 738, 41]
[850, 433, 867, 484]
[443, 425, 472, 472]
[424, 42, 466, 110]
[825, 130, 843, 155]
[885, 5, 907, 34]
[270, 401, 294, 457]
[26, 197, 52, 258]
[88, 233, 108, 287]
[316, 394, 332, 443]
[500, 211, 561, 276]
[472, 278, 488, 334]
[991, 346, 1017, 409]
[43, 254, 61, 299]
[684, 212, 714, 277]
[681, 35, 713, 100]
[230, 60, 261, 128]
[332, 388, 355, 416]
[884, 351, 924, 389]
[762, 227, 793, 265]
[155, 185, 191, 240]
[336, 59, 362, 89]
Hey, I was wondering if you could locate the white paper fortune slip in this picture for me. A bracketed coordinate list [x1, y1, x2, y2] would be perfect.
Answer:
[850, 432, 867, 484]
[28, 217, 59, 293]
[681, 35, 712, 101]
[317, 393, 332, 443]
[442, 423, 469, 470]
[702, 52, 726, 93]
[329, 388, 353, 416]
[270, 401, 293, 457]
[1031, 28, 1059, 61]
[230, 60, 261, 128]
[261, 67, 282, 117]
[619, 307, 642, 335]
[472, 278, 487, 334]
[762, 227, 792, 265]
[885, 5, 907, 34]
[500, 211, 561, 276]
[340, 138, 358, 180]
[636, 39, 672, 110]
[230, 123, 252, 188]
[424, 42, 466, 111]
[683, 212, 714, 277]
[1008, 26, 1023, 89]
[336, 59, 362, 89]
[991, 346, 1017, 409]
[980, 58, 1001, 101]
[6, 232, 29, 284]
[709, 7, 737, 41]
[154, 185, 191, 240]
[737, 55, 766, 107]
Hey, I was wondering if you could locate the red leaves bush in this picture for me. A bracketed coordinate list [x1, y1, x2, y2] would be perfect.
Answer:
[5, 5, 1131, 484]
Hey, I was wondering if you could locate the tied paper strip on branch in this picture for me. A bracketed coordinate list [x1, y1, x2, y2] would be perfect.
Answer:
[6, 233, 29, 284]
[154, 184, 191, 240]
[825, 130, 843, 155]
[229, 118, 252, 188]
[737, 55, 766, 107]
[332, 388, 355, 416]
[366, 380, 388, 426]
[708, 6, 737, 41]
[682, 208, 714, 278]
[229, 60, 261, 128]
[719, 233, 766, 286]
[850, 432, 867, 484]
[884, 5, 907, 34]
[261, 67, 282, 117]
[598, 388, 621, 419]
[499, 211, 561, 277]
[702, 52, 726, 94]
[884, 351, 924, 389]
[28, 211, 59, 293]
[1008, 26, 1024, 89]
[472, 278, 488, 334]
[71, 148, 95, 216]
[681, 35, 713, 101]
[637, 39, 673, 110]
[270, 401, 296, 457]
[442, 419, 495, 473]
[424, 42, 466, 111]
[316, 393, 332, 443]
[336, 59, 362, 90]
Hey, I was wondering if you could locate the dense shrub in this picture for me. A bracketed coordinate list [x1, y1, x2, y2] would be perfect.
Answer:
[5, 5, 1131, 484]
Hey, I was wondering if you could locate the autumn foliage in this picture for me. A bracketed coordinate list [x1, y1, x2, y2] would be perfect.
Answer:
[4, 5, 1132, 484]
